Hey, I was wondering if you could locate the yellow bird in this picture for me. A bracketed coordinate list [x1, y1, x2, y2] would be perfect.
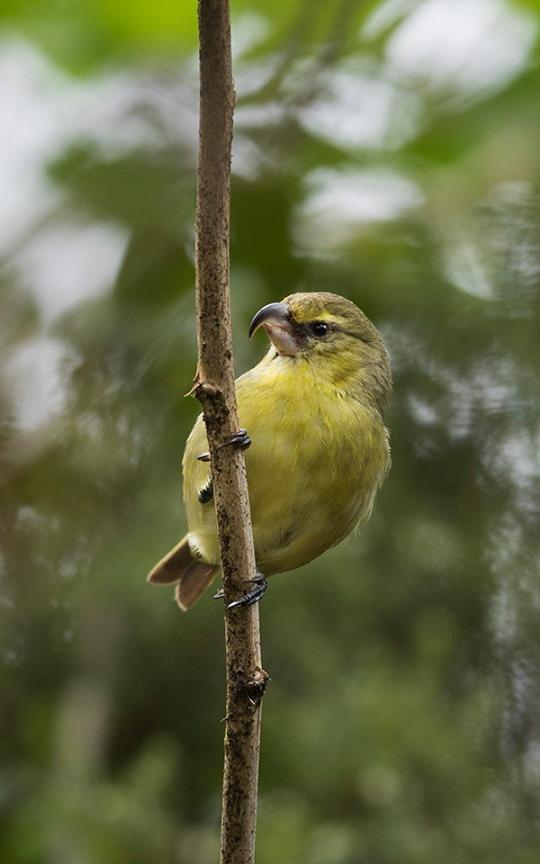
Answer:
[148, 292, 392, 610]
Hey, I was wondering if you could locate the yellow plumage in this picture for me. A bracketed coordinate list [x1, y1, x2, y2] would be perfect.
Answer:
[148, 292, 392, 610]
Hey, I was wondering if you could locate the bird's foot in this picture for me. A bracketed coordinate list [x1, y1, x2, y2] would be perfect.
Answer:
[197, 429, 252, 462]
[213, 573, 268, 609]
[221, 428, 252, 452]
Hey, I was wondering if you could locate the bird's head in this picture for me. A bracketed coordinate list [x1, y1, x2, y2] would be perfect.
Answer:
[249, 292, 392, 410]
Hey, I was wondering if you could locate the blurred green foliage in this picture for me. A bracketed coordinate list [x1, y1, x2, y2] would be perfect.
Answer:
[2, 1, 540, 862]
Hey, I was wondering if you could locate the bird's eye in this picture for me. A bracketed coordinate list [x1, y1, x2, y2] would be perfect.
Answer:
[311, 321, 329, 338]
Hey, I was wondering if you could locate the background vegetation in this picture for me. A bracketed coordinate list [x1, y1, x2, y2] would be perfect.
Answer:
[2, 1, 540, 861]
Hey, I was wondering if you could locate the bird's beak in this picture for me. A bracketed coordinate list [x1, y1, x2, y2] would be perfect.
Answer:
[249, 302, 298, 356]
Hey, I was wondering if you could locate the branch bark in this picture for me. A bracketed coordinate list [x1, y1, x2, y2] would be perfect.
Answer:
[194, 2, 267, 863]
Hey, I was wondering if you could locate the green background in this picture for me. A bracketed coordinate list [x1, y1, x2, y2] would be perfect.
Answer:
[2, 1, 540, 861]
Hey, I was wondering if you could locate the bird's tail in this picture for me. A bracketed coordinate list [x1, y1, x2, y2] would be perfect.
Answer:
[147, 536, 217, 611]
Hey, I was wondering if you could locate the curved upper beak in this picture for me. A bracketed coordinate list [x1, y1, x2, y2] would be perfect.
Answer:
[248, 302, 298, 356]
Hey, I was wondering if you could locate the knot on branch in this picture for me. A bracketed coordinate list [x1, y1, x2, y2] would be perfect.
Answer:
[233, 667, 270, 708]
[190, 376, 231, 440]
[191, 378, 220, 403]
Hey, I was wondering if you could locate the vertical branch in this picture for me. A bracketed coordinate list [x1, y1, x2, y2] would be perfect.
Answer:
[194, 2, 267, 863]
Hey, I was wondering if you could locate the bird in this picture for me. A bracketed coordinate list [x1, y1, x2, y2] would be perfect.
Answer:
[147, 292, 392, 611]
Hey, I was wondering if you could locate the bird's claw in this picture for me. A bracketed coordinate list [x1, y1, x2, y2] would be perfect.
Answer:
[222, 428, 252, 452]
[197, 429, 251, 462]
[213, 573, 268, 609]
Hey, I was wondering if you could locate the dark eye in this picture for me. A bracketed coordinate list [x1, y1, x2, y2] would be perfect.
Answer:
[311, 321, 329, 338]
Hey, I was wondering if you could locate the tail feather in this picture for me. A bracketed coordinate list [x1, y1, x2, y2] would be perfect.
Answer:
[175, 561, 216, 611]
[147, 536, 217, 611]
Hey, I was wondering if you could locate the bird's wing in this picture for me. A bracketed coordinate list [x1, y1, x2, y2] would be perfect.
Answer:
[182, 412, 220, 565]
[182, 412, 211, 501]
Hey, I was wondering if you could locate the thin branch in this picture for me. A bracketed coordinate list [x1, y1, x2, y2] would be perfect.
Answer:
[194, 2, 267, 863]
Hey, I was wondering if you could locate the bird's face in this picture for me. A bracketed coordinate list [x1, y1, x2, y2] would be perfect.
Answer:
[249, 292, 384, 358]
[249, 292, 392, 408]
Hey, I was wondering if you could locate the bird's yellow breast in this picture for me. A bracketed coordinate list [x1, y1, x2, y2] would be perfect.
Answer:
[183, 352, 390, 574]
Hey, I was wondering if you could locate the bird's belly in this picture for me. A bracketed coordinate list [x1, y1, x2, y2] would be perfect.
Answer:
[245, 405, 383, 574]
[252, 487, 363, 574]
[183, 377, 388, 575]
